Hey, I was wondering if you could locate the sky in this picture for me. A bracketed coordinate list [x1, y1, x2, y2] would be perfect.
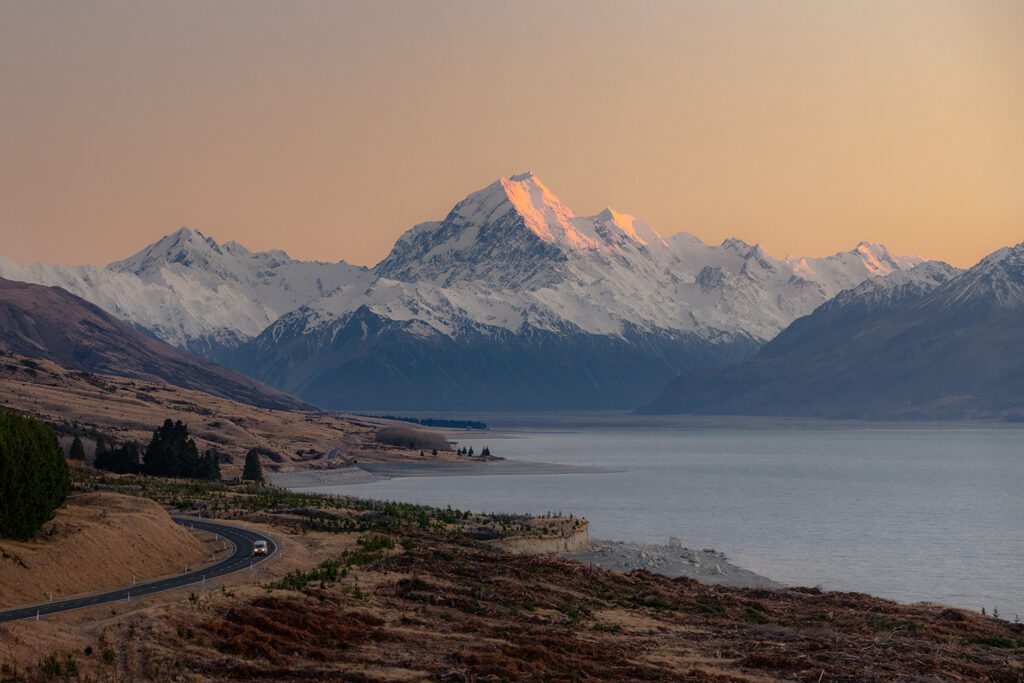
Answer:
[1, 1, 1022, 269]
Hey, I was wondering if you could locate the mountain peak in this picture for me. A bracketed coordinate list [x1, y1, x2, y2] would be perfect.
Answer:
[496, 173, 600, 250]
[108, 226, 226, 274]
[448, 173, 660, 253]
[721, 237, 752, 252]
[849, 241, 924, 276]
[938, 241, 1024, 309]
[592, 207, 668, 249]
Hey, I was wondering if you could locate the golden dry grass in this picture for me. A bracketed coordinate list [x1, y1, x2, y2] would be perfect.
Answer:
[0, 492, 207, 609]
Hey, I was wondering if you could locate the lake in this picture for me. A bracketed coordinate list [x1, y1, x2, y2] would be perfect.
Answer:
[300, 414, 1024, 618]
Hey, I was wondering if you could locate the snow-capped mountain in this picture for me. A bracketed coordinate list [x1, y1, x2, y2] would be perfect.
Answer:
[231, 173, 928, 410]
[1, 173, 931, 410]
[281, 173, 923, 345]
[641, 243, 1024, 419]
[813, 260, 962, 317]
[0, 228, 366, 360]
[934, 241, 1024, 310]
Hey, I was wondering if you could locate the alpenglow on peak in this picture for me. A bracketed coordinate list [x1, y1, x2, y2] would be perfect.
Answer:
[447, 172, 665, 253]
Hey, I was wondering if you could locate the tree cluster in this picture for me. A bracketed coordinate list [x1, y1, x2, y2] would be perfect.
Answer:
[94, 439, 141, 474]
[456, 445, 491, 456]
[369, 415, 487, 430]
[90, 419, 222, 481]
[0, 410, 71, 540]
[142, 419, 220, 480]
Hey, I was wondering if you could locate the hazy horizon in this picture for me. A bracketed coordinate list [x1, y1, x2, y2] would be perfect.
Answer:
[3, 1, 1022, 269]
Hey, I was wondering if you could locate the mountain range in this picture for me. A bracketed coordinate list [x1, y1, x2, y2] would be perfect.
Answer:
[1, 173, 933, 410]
[0, 231, 366, 362]
[642, 243, 1024, 419]
[0, 277, 307, 410]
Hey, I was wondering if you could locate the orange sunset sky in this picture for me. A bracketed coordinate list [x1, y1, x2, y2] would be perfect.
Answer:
[1, 1, 1022, 269]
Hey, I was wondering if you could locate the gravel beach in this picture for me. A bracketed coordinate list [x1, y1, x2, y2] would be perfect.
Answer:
[563, 540, 782, 589]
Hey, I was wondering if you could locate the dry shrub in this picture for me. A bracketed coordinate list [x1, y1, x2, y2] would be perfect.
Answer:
[374, 427, 449, 451]
[203, 596, 382, 665]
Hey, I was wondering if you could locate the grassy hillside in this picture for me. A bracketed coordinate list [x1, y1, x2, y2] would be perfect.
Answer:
[0, 492, 207, 608]
[0, 352, 466, 476]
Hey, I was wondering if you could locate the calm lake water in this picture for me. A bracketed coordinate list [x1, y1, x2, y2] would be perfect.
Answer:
[309, 415, 1024, 617]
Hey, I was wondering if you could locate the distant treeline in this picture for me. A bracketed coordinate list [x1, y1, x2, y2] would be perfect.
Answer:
[369, 415, 487, 430]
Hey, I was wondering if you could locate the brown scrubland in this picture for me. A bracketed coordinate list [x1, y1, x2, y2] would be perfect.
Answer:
[1, 472, 1020, 682]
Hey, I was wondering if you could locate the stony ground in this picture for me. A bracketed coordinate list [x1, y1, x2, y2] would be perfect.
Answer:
[564, 540, 784, 589]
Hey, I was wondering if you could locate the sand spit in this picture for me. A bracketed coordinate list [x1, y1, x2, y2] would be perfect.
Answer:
[357, 459, 616, 478]
[270, 460, 615, 490]
[269, 466, 389, 488]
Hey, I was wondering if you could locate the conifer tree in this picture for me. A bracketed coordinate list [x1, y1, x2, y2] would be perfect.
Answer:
[0, 410, 71, 540]
[242, 449, 264, 483]
[69, 435, 85, 462]
[201, 449, 221, 481]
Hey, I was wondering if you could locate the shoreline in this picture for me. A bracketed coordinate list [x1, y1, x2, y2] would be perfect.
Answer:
[269, 463, 780, 590]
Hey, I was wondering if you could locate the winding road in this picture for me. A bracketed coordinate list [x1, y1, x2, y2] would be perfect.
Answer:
[0, 518, 276, 623]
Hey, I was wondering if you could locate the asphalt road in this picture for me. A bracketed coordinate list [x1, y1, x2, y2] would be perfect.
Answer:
[0, 517, 276, 623]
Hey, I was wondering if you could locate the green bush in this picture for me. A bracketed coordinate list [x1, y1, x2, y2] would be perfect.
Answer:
[0, 410, 71, 540]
